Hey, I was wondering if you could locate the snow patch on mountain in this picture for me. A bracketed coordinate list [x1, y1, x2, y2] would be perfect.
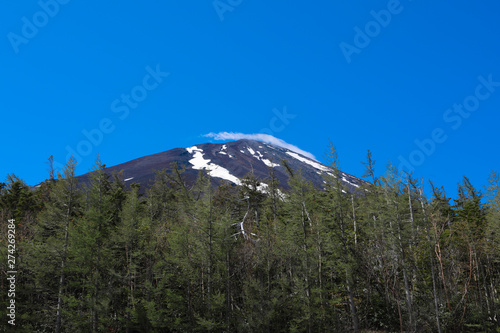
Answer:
[186, 146, 199, 154]
[219, 144, 228, 155]
[209, 165, 241, 185]
[186, 146, 207, 168]
[286, 151, 330, 172]
[247, 147, 257, 156]
[186, 146, 241, 185]
[257, 182, 269, 192]
[244, 146, 280, 168]
[262, 159, 280, 168]
[342, 175, 360, 188]
[255, 182, 286, 200]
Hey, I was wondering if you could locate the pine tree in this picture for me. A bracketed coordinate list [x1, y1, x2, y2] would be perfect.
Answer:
[379, 163, 415, 332]
[143, 169, 186, 331]
[35, 158, 81, 333]
[417, 183, 442, 333]
[485, 171, 500, 257]
[113, 182, 151, 331]
[484, 170, 500, 329]
[453, 177, 493, 330]
[323, 143, 360, 333]
[67, 157, 114, 332]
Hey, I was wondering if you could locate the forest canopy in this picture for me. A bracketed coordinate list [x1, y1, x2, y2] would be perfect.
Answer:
[0, 148, 499, 332]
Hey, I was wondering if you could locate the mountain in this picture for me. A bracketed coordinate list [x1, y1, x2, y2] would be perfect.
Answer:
[76, 139, 367, 192]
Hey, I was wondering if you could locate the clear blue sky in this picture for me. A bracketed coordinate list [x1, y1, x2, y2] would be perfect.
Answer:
[1, 1, 499, 199]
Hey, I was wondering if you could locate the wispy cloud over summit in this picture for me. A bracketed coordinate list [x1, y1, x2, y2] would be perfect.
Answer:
[204, 132, 317, 160]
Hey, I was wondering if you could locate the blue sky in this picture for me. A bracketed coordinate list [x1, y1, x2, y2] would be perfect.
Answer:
[1, 1, 499, 199]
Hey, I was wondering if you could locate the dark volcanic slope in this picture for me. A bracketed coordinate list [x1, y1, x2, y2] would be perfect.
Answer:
[77, 139, 368, 192]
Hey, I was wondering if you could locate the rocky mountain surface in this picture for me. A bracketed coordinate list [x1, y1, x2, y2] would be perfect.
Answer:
[76, 139, 367, 192]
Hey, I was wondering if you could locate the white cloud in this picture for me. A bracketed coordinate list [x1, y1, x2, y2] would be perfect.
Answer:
[203, 132, 317, 160]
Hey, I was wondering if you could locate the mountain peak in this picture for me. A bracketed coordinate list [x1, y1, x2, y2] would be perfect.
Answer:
[77, 140, 367, 192]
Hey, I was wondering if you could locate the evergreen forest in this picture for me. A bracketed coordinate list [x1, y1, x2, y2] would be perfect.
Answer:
[1, 147, 500, 332]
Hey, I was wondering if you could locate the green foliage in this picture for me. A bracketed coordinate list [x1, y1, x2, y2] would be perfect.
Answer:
[1, 154, 500, 332]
